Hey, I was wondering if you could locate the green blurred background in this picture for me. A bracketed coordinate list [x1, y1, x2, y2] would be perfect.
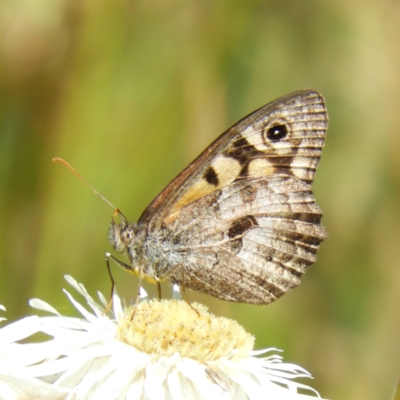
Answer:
[0, 0, 399, 398]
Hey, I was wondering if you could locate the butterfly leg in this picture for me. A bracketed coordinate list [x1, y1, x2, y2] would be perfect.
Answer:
[104, 252, 139, 316]
[103, 252, 119, 314]
[158, 262, 199, 315]
[130, 266, 145, 320]
[179, 265, 200, 316]
[157, 281, 162, 300]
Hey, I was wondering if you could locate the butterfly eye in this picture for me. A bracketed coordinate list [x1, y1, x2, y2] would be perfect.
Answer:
[266, 124, 288, 141]
[121, 227, 134, 245]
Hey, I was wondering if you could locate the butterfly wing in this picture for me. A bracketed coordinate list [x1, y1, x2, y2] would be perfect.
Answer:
[159, 175, 326, 304]
[139, 90, 327, 230]
[139, 90, 328, 304]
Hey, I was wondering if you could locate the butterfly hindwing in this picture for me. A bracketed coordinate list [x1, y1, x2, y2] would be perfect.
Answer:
[159, 175, 326, 304]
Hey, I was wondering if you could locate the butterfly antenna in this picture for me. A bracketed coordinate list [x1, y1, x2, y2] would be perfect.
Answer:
[52, 157, 126, 221]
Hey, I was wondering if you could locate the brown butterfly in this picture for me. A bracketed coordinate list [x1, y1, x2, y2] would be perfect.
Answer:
[108, 90, 328, 305]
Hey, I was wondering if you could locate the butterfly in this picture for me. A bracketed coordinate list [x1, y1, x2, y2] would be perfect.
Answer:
[108, 90, 328, 305]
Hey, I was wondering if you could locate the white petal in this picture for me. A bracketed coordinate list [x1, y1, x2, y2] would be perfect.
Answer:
[166, 366, 197, 400]
[126, 373, 145, 400]
[29, 299, 61, 316]
[64, 275, 90, 298]
[0, 316, 41, 345]
[139, 286, 148, 300]
[63, 289, 103, 324]
[177, 358, 232, 399]
[97, 291, 108, 308]
[112, 291, 124, 320]
[0, 374, 69, 399]
[172, 285, 182, 300]
[64, 276, 103, 317]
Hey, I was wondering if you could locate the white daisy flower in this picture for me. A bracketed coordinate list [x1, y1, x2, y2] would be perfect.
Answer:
[0, 276, 327, 400]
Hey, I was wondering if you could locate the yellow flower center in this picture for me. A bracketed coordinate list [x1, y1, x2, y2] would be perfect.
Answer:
[116, 299, 254, 362]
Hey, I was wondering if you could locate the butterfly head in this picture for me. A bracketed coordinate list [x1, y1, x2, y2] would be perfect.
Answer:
[108, 209, 142, 256]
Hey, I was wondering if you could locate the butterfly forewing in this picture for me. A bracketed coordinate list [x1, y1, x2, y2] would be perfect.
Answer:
[122, 90, 327, 304]
[140, 90, 327, 231]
